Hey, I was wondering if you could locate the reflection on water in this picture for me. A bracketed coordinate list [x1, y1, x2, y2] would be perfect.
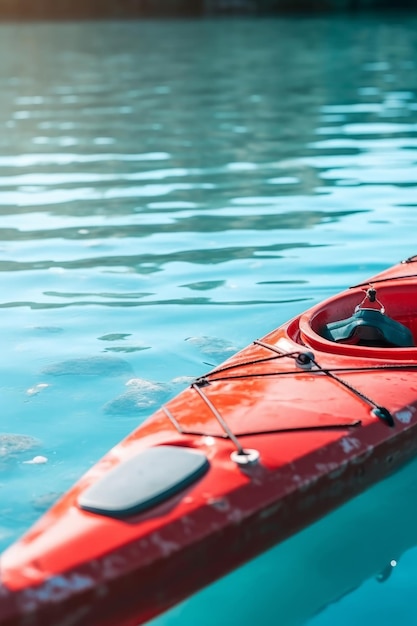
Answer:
[1, 13, 417, 626]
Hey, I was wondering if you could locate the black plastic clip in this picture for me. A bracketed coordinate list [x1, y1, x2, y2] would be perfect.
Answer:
[194, 377, 210, 388]
[372, 406, 395, 428]
[366, 287, 377, 302]
[295, 351, 315, 370]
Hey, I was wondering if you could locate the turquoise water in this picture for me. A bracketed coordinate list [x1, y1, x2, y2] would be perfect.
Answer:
[1, 13, 417, 625]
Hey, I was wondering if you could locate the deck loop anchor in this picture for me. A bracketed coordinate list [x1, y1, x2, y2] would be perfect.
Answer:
[366, 287, 377, 302]
[195, 377, 210, 387]
[295, 351, 315, 370]
[372, 406, 395, 428]
[355, 285, 385, 314]
[231, 448, 260, 466]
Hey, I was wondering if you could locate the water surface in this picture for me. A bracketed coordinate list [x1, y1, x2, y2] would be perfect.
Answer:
[1, 13, 417, 625]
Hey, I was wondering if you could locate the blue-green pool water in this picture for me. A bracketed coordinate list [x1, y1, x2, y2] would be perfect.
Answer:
[1, 13, 417, 625]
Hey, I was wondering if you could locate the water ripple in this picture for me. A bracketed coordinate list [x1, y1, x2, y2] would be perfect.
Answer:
[0, 152, 171, 166]
[2, 22, 417, 599]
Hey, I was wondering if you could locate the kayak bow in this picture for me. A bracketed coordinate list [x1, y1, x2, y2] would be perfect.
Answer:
[2, 255, 417, 626]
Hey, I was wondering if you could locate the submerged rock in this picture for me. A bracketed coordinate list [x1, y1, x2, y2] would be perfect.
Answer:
[26, 383, 50, 396]
[171, 375, 196, 386]
[30, 326, 64, 334]
[43, 356, 133, 377]
[0, 434, 40, 460]
[98, 333, 132, 341]
[185, 335, 239, 361]
[23, 455, 48, 465]
[103, 378, 172, 417]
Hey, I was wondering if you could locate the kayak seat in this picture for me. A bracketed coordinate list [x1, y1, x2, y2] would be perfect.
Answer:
[78, 445, 210, 518]
[322, 308, 415, 348]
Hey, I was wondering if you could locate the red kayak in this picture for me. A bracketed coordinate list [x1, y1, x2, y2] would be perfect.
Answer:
[2, 255, 417, 626]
